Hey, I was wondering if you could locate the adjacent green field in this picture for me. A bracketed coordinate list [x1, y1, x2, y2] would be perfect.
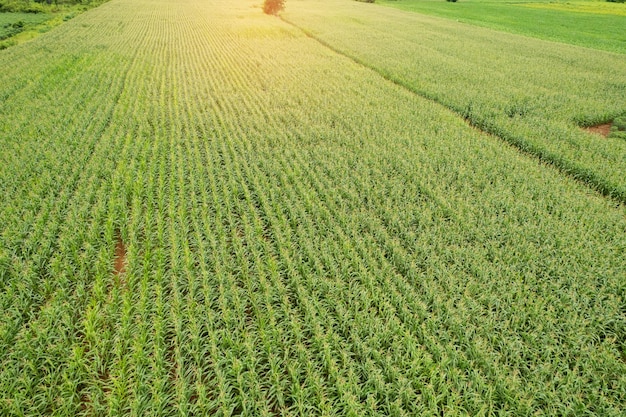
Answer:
[284, 0, 626, 202]
[0, 0, 625, 415]
[0, 12, 52, 48]
[0, 0, 109, 49]
[378, 0, 626, 54]
[0, 13, 49, 39]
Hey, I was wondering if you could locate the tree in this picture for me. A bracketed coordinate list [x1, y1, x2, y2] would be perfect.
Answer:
[263, 0, 284, 15]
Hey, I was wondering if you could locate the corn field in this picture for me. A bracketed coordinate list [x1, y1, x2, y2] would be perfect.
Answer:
[283, 0, 626, 202]
[0, 0, 625, 415]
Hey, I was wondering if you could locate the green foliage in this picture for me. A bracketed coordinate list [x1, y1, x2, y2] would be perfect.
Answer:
[0, 1, 105, 49]
[1, 0, 625, 415]
[263, 0, 284, 15]
[606, 0, 625, 3]
[0, 0, 107, 13]
[284, 0, 626, 202]
[0, 12, 48, 40]
[0, 21, 23, 39]
[610, 114, 626, 140]
[613, 115, 626, 131]
[0, 0, 47, 12]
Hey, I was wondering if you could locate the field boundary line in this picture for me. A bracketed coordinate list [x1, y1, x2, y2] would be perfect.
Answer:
[280, 16, 626, 206]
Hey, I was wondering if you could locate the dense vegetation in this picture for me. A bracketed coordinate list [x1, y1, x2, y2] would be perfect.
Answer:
[0, 0, 624, 415]
[0, 0, 108, 49]
[0, 12, 47, 39]
[611, 114, 626, 139]
[283, 0, 626, 202]
[0, 0, 107, 13]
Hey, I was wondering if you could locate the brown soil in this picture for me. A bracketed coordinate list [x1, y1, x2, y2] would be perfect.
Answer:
[584, 123, 612, 137]
[114, 237, 127, 276]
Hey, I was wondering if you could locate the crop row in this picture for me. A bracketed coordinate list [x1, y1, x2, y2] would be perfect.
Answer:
[283, 0, 626, 202]
[0, 0, 625, 415]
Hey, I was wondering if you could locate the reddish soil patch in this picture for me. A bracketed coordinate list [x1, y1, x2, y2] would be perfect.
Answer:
[584, 123, 612, 137]
[114, 237, 127, 276]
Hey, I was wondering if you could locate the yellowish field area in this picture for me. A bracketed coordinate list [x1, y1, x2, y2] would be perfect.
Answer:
[521, 1, 626, 16]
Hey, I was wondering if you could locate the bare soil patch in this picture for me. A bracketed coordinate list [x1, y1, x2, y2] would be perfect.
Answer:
[584, 123, 612, 137]
[114, 237, 127, 276]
